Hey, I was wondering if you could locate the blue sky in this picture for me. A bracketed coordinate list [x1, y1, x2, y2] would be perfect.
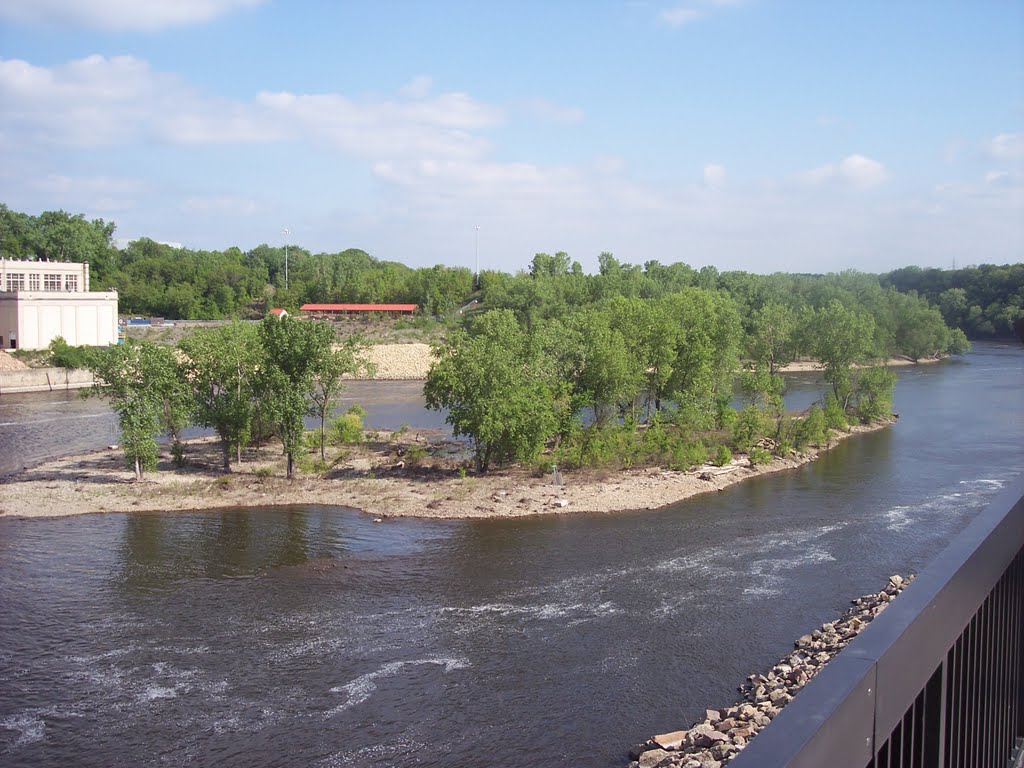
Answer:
[1, 0, 1021, 275]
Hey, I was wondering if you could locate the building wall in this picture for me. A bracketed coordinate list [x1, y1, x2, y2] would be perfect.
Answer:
[0, 259, 116, 350]
[1, 259, 90, 292]
[0, 293, 118, 350]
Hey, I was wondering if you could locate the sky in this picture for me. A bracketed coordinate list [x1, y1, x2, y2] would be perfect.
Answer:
[0, 0, 1022, 275]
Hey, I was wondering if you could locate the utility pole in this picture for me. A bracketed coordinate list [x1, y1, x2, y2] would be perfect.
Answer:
[474, 225, 480, 290]
[282, 227, 290, 290]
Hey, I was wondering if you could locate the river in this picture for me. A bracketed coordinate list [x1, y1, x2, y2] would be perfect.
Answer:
[0, 342, 1021, 767]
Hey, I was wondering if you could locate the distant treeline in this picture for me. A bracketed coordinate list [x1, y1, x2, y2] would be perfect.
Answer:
[1, 205, 1020, 341]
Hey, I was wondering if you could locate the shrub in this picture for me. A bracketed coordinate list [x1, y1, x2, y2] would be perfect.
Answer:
[712, 444, 733, 467]
[330, 405, 366, 446]
[669, 440, 707, 471]
[48, 336, 96, 370]
[749, 447, 772, 465]
[731, 406, 771, 451]
[254, 466, 273, 480]
[853, 366, 897, 423]
[170, 441, 186, 468]
[404, 444, 428, 467]
[795, 404, 829, 448]
[823, 392, 849, 432]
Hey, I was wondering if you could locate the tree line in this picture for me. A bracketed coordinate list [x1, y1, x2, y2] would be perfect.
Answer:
[1, 205, 1020, 342]
[82, 315, 370, 480]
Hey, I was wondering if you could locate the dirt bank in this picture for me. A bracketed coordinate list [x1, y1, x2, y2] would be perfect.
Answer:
[0, 421, 891, 521]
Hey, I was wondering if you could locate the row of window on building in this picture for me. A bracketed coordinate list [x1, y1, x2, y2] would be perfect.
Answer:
[4, 273, 79, 292]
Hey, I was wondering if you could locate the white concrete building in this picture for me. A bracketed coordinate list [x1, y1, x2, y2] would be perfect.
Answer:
[0, 259, 119, 350]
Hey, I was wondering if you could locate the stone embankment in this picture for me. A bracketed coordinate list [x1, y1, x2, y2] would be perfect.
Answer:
[629, 574, 914, 768]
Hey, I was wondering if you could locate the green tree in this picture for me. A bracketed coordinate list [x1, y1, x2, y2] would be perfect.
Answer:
[86, 341, 183, 480]
[178, 322, 262, 471]
[259, 314, 335, 478]
[808, 300, 876, 403]
[425, 310, 561, 472]
[309, 331, 372, 461]
[747, 302, 797, 377]
[851, 366, 897, 423]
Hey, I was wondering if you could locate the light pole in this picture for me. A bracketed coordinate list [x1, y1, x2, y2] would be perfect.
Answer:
[282, 227, 290, 291]
[474, 225, 480, 290]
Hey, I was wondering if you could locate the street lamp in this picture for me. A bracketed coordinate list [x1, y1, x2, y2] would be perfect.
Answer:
[474, 225, 480, 290]
[282, 227, 290, 291]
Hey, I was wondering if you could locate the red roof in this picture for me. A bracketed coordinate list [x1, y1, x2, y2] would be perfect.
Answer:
[300, 303, 417, 312]
[269, 308, 287, 316]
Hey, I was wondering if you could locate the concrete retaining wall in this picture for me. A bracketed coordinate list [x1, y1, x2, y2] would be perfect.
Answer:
[0, 367, 95, 394]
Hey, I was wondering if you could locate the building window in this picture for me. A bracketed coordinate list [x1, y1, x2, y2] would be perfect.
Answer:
[28, 273, 40, 291]
[44, 274, 61, 291]
[5, 273, 25, 292]
[65, 274, 78, 292]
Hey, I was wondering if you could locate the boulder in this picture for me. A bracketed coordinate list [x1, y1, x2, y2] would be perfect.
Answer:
[652, 731, 687, 751]
[638, 748, 673, 768]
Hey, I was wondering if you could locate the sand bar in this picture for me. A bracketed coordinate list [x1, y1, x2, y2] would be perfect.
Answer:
[0, 422, 891, 521]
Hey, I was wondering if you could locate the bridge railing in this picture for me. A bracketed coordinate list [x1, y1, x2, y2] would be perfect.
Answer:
[730, 475, 1024, 768]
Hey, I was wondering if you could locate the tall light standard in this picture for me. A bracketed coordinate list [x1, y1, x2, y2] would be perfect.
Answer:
[474, 225, 480, 290]
[282, 227, 290, 291]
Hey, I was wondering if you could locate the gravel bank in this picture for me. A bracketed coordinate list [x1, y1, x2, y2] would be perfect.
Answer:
[357, 342, 434, 380]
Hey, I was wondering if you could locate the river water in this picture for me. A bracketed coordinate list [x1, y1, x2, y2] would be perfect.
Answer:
[1, 343, 1022, 767]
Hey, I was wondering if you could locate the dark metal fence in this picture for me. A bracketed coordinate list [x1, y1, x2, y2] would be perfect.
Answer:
[731, 475, 1024, 768]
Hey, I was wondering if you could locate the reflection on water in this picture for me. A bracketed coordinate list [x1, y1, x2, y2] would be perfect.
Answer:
[0, 344, 1022, 767]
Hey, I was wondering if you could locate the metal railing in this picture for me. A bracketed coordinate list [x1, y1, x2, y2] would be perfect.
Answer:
[731, 475, 1024, 768]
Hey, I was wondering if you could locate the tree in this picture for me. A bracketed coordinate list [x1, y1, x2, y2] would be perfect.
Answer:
[86, 341, 183, 480]
[851, 366, 897, 423]
[309, 331, 372, 460]
[747, 302, 797, 377]
[661, 289, 742, 427]
[808, 300, 876, 403]
[565, 307, 643, 425]
[259, 314, 335, 478]
[425, 310, 561, 472]
[178, 323, 262, 471]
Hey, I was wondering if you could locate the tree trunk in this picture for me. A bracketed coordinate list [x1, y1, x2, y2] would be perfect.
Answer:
[286, 452, 294, 479]
[237, 442, 242, 464]
[222, 440, 231, 472]
[134, 456, 142, 482]
[320, 416, 327, 461]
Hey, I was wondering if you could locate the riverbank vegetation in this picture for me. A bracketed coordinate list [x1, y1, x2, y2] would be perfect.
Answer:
[83, 315, 372, 479]
[424, 292, 904, 473]
[1, 204, 1019, 345]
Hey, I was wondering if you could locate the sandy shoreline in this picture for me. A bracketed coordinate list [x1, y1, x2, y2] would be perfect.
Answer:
[0, 421, 891, 521]
[351, 343, 944, 381]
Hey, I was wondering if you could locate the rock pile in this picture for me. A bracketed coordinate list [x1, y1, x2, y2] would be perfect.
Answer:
[629, 574, 914, 768]
[0, 350, 28, 371]
[355, 343, 434, 380]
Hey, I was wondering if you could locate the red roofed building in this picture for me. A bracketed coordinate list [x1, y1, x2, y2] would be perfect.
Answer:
[268, 308, 288, 317]
[300, 303, 417, 316]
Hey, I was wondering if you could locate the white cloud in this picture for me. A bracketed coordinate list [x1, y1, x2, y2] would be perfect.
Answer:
[703, 163, 727, 190]
[521, 99, 585, 123]
[0, 0, 265, 31]
[799, 154, 890, 189]
[990, 132, 1023, 161]
[0, 55, 503, 163]
[659, 7, 703, 26]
